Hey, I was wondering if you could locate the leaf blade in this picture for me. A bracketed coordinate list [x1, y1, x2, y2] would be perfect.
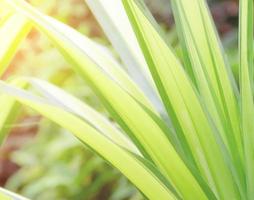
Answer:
[170, 1, 244, 192]
[0, 81, 178, 200]
[0, 13, 31, 76]
[2, 1, 209, 198]
[86, 0, 164, 113]
[239, 0, 254, 198]
[122, 0, 240, 198]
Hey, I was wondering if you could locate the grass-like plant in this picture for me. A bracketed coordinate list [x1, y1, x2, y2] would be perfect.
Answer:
[0, 0, 253, 199]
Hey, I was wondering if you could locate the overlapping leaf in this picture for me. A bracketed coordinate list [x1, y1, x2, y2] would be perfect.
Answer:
[28, 78, 140, 155]
[170, 1, 244, 191]
[2, 1, 209, 199]
[86, 0, 164, 114]
[0, 80, 28, 144]
[0, 80, 178, 200]
[123, 0, 240, 199]
[0, 0, 253, 199]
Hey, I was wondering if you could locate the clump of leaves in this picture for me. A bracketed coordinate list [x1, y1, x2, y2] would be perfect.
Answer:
[0, 0, 253, 199]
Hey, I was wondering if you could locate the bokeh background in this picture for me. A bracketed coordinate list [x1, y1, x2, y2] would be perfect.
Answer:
[0, 0, 239, 199]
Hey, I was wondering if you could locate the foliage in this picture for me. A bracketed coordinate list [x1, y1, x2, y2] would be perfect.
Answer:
[6, 120, 140, 200]
[0, 0, 253, 199]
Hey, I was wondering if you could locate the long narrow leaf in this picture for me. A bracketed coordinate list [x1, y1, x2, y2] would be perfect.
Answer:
[170, 1, 244, 190]
[0, 81, 179, 200]
[28, 78, 140, 155]
[0, 13, 31, 76]
[0, 80, 28, 144]
[122, 0, 240, 199]
[239, 0, 254, 199]
[2, 2, 210, 199]
[86, 0, 164, 113]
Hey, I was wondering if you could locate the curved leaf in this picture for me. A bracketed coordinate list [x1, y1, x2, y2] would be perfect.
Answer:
[0, 81, 179, 200]
[1, 3, 208, 199]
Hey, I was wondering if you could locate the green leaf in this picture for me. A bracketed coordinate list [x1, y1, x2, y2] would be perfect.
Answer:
[0, 13, 31, 76]
[239, 0, 254, 199]
[86, 0, 164, 113]
[0, 81, 179, 200]
[28, 78, 140, 155]
[170, 1, 244, 190]
[0, 95, 20, 144]
[5, 0, 156, 114]
[0, 79, 28, 144]
[1, 3, 208, 198]
[122, 0, 240, 199]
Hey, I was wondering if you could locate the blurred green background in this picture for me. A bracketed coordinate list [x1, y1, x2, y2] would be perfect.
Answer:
[0, 0, 239, 199]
